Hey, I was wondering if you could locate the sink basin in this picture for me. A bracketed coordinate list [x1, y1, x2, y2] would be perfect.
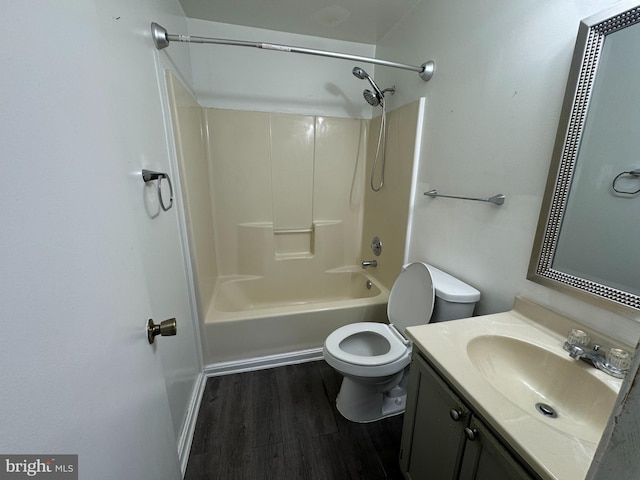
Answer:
[466, 335, 617, 443]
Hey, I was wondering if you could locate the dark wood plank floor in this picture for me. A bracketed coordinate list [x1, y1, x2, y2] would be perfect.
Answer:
[185, 360, 405, 480]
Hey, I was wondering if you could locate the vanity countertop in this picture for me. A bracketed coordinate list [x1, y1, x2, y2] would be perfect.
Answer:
[405, 296, 623, 480]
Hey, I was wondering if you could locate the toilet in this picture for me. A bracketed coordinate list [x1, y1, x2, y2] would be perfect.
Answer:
[323, 262, 480, 423]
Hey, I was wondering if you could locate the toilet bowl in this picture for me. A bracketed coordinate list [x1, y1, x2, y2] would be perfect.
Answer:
[323, 262, 480, 422]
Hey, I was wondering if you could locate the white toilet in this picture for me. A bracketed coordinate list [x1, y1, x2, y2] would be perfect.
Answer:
[323, 262, 480, 423]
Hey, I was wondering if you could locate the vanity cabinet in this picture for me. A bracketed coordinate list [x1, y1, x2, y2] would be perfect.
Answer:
[400, 352, 537, 480]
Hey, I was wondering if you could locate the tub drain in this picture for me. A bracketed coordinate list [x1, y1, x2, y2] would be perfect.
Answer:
[535, 403, 557, 418]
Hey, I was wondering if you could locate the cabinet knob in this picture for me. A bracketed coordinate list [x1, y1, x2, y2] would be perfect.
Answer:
[464, 427, 478, 441]
[449, 408, 464, 422]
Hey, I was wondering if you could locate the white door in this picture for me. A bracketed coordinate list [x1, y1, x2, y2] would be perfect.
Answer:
[92, 0, 202, 464]
[0, 2, 189, 479]
[121, 30, 203, 463]
[1, 120, 184, 479]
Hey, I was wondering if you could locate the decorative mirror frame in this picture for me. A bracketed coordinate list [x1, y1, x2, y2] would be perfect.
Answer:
[528, 1, 640, 314]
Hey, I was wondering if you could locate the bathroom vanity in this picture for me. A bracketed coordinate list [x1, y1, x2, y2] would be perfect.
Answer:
[399, 349, 535, 479]
[399, 297, 625, 480]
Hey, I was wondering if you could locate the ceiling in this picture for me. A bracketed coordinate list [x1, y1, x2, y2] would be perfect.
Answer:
[179, 0, 422, 44]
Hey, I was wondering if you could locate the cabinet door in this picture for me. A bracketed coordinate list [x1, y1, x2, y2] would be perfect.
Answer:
[400, 353, 470, 480]
[459, 416, 534, 480]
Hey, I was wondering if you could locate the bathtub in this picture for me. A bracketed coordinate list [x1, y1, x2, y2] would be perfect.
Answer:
[201, 268, 389, 365]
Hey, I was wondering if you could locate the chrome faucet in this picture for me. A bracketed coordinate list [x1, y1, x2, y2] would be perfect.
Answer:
[564, 342, 603, 366]
[565, 343, 587, 359]
[361, 260, 377, 269]
[563, 332, 630, 379]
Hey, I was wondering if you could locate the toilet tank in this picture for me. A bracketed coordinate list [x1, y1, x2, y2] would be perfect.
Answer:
[426, 265, 480, 322]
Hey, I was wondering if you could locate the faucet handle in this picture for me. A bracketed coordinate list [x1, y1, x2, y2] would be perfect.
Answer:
[567, 329, 590, 347]
[606, 348, 631, 372]
[564, 342, 585, 359]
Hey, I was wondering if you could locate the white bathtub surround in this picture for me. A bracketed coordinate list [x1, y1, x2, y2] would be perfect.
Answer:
[361, 99, 425, 290]
[168, 71, 218, 318]
[169, 64, 425, 364]
[206, 109, 367, 276]
[200, 210, 391, 364]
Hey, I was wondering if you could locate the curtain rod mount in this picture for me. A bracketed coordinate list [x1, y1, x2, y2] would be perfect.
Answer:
[151, 22, 434, 81]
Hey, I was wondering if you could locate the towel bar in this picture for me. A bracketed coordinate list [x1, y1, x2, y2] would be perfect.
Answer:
[424, 189, 505, 206]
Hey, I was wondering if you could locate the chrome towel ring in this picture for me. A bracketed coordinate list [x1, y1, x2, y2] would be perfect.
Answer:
[612, 169, 640, 195]
[142, 169, 174, 211]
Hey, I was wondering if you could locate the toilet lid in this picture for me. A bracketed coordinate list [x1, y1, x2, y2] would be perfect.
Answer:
[388, 262, 435, 334]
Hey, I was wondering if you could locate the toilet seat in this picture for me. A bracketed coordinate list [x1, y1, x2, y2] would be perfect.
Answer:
[323, 263, 435, 378]
[324, 322, 408, 367]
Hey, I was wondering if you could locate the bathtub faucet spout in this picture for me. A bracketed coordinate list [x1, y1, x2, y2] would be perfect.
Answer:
[361, 260, 377, 269]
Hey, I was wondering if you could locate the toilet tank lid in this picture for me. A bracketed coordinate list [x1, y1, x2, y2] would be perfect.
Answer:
[420, 264, 481, 303]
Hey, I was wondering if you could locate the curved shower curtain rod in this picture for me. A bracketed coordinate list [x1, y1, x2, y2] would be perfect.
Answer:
[151, 22, 435, 81]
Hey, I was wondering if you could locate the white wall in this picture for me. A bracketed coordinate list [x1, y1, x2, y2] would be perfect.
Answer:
[186, 18, 377, 118]
[1, 1, 200, 477]
[375, 0, 640, 344]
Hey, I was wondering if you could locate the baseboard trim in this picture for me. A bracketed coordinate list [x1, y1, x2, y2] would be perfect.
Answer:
[203, 347, 325, 377]
[178, 371, 207, 477]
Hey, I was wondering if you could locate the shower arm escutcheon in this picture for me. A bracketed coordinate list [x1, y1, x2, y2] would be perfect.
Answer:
[150, 22, 435, 82]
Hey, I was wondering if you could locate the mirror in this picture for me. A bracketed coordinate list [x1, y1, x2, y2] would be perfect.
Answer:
[529, 2, 640, 314]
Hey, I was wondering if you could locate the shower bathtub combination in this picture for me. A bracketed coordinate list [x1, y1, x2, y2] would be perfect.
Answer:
[167, 68, 423, 368]
[198, 221, 390, 365]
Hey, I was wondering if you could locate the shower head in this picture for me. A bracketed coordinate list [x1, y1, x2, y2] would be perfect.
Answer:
[363, 89, 381, 107]
[352, 65, 394, 108]
[352, 66, 369, 80]
[352, 65, 384, 98]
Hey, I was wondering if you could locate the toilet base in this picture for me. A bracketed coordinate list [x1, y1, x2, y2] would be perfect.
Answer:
[335, 372, 407, 423]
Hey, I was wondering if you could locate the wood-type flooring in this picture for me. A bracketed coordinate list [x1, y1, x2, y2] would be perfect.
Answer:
[184, 360, 404, 480]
